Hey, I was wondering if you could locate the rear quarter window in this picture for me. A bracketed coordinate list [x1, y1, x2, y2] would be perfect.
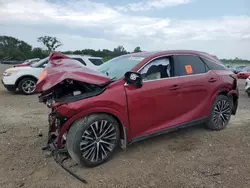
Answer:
[88, 58, 104, 66]
[201, 57, 227, 71]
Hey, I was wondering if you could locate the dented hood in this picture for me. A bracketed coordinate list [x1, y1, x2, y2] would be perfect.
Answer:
[36, 52, 110, 92]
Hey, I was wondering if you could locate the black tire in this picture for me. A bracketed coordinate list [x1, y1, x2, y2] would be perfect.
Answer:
[18, 77, 37, 95]
[205, 95, 232, 131]
[66, 113, 120, 167]
[247, 92, 250, 97]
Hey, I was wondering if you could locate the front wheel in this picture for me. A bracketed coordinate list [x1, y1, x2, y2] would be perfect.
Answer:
[205, 95, 232, 131]
[66, 114, 120, 167]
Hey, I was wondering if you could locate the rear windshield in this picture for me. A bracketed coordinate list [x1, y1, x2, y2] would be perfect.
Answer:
[88, 58, 104, 66]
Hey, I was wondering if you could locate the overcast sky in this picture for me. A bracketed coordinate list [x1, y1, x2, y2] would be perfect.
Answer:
[0, 0, 250, 59]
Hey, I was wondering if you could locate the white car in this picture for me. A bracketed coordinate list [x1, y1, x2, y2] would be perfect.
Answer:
[245, 76, 250, 97]
[1, 54, 104, 95]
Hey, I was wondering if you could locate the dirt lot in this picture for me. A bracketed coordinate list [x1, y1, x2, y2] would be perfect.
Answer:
[0, 64, 250, 188]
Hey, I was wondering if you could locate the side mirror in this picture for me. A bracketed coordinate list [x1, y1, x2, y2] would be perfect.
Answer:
[124, 71, 143, 88]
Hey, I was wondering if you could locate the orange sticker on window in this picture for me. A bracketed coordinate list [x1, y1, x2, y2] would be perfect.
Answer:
[185, 65, 193, 74]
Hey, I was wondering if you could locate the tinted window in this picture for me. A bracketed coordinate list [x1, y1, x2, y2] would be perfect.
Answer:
[89, 58, 104, 66]
[201, 57, 227, 70]
[175, 55, 206, 76]
[73, 58, 86, 66]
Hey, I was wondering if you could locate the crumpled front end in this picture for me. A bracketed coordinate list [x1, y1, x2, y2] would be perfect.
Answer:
[37, 52, 112, 151]
[45, 104, 69, 151]
[39, 78, 107, 151]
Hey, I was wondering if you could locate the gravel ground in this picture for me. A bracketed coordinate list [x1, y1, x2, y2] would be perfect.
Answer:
[0, 64, 250, 188]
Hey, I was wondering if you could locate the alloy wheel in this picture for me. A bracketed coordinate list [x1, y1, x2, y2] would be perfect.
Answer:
[212, 99, 231, 128]
[22, 80, 36, 94]
[80, 120, 117, 163]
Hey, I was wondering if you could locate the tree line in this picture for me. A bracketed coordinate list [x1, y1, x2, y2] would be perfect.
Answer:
[0, 35, 141, 62]
[0, 35, 249, 64]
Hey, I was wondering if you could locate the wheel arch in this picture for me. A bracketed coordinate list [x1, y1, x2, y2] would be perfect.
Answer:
[90, 112, 128, 150]
[15, 75, 38, 87]
[57, 107, 129, 149]
[217, 88, 230, 96]
[217, 88, 238, 115]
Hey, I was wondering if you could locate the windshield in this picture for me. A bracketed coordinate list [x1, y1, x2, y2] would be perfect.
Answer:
[98, 55, 145, 80]
[30, 57, 49, 68]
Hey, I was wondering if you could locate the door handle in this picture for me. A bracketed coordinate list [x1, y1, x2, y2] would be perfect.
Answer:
[169, 85, 180, 90]
[208, 78, 217, 83]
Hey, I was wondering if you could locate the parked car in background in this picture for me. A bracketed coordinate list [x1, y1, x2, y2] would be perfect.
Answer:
[1, 54, 104, 94]
[237, 68, 250, 79]
[235, 65, 248, 74]
[226, 65, 237, 74]
[36, 50, 239, 167]
[0, 60, 23, 65]
[13, 58, 40, 67]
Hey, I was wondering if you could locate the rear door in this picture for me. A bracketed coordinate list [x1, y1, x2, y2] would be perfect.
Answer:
[173, 54, 220, 121]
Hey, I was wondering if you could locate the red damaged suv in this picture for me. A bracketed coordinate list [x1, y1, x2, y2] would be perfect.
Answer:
[36, 50, 239, 167]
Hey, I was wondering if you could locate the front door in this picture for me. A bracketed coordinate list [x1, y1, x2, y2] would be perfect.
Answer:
[124, 56, 183, 139]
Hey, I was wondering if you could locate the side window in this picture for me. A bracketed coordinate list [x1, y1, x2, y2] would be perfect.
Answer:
[88, 58, 104, 66]
[139, 57, 172, 81]
[175, 55, 206, 76]
[73, 58, 86, 66]
[201, 57, 227, 71]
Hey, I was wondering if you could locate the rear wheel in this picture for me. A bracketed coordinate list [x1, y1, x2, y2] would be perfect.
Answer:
[205, 95, 232, 131]
[66, 114, 120, 167]
[18, 77, 37, 95]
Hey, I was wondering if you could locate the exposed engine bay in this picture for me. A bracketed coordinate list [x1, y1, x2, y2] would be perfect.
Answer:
[38, 79, 105, 106]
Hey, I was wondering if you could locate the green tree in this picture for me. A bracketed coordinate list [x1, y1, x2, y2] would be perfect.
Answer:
[133, 46, 142, 53]
[0, 35, 32, 60]
[37, 36, 62, 53]
[31, 47, 47, 59]
[113, 45, 127, 55]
